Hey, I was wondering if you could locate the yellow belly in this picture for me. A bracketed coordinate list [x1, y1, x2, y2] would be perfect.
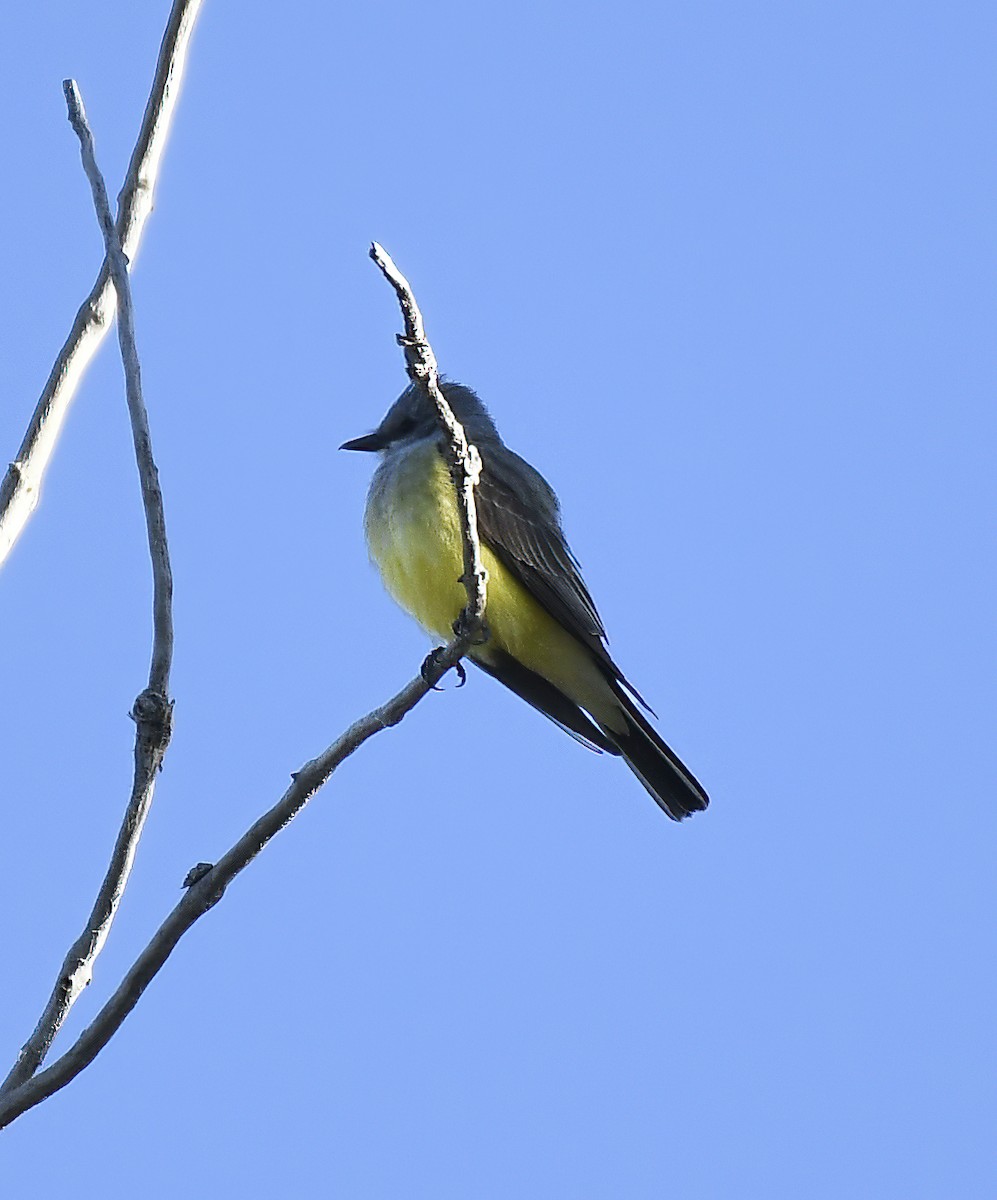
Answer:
[365, 444, 468, 641]
[365, 443, 615, 722]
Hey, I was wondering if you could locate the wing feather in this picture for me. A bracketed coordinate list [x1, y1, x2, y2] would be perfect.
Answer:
[473, 444, 608, 650]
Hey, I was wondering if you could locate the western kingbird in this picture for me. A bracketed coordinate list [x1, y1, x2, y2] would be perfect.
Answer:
[341, 381, 709, 820]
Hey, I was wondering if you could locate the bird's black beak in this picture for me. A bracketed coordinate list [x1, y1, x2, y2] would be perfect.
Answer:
[339, 432, 385, 452]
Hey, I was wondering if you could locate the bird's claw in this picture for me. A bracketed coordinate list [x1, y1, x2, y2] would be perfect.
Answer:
[452, 609, 490, 646]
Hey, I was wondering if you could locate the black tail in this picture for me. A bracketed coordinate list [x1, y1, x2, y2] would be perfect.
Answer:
[472, 647, 708, 821]
[604, 686, 709, 821]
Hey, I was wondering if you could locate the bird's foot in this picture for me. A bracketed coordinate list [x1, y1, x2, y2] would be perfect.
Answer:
[452, 608, 490, 646]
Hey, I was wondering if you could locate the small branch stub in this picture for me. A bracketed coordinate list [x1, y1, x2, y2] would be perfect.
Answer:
[182, 863, 214, 888]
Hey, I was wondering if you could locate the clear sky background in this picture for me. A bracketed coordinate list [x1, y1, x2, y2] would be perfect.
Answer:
[1, 3, 993, 1196]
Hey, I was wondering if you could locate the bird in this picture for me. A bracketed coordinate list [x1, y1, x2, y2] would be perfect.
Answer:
[341, 380, 708, 820]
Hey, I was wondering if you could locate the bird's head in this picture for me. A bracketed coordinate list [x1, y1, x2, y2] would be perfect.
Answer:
[340, 380, 500, 453]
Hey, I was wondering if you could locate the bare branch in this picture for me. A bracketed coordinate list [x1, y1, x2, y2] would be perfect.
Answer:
[0, 79, 178, 1098]
[369, 242, 488, 635]
[0, 247, 488, 1129]
[0, 0, 203, 568]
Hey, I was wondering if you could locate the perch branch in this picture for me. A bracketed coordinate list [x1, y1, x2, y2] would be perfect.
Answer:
[0, 247, 486, 1128]
[0, 0, 202, 568]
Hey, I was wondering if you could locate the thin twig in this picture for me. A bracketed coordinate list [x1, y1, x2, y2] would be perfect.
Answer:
[0, 0, 202, 568]
[63, 80, 174, 696]
[369, 242, 488, 635]
[0, 82, 177, 1098]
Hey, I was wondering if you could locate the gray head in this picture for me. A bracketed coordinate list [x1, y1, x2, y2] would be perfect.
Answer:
[340, 380, 501, 453]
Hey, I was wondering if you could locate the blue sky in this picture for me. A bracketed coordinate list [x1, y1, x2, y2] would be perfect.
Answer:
[0, 2, 994, 1196]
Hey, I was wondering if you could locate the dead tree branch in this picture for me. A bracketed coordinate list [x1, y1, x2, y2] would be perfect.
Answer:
[0, 80, 177, 1098]
[369, 242, 488, 635]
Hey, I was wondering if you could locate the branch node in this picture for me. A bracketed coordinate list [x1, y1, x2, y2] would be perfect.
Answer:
[129, 688, 174, 758]
[182, 862, 214, 888]
[182, 863, 225, 910]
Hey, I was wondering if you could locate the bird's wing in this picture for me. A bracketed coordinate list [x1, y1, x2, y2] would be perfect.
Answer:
[471, 443, 609, 652]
